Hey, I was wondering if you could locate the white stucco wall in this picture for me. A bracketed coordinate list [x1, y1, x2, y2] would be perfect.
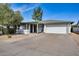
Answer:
[38, 25, 43, 32]
[44, 23, 71, 34]
[66, 24, 71, 33]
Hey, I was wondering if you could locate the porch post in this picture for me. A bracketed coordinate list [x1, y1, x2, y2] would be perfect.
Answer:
[26, 24, 27, 29]
[29, 24, 30, 33]
[32, 24, 34, 33]
[37, 24, 38, 33]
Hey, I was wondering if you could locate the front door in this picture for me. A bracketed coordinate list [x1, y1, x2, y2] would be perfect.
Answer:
[30, 24, 44, 33]
[30, 24, 37, 33]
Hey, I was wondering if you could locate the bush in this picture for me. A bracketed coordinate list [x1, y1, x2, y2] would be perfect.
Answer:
[3, 28, 8, 34]
[2, 28, 16, 34]
[8, 28, 15, 34]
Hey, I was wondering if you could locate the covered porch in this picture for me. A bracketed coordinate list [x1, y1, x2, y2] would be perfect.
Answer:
[19, 22, 44, 34]
[30, 24, 44, 33]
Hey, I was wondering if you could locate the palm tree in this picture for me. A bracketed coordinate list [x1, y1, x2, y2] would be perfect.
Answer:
[32, 7, 43, 33]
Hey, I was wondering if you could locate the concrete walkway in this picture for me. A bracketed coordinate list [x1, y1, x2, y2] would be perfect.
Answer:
[0, 33, 79, 56]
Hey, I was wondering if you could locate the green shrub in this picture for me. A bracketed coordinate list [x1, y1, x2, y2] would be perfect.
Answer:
[8, 28, 15, 34]
[3, 28, 8, 34]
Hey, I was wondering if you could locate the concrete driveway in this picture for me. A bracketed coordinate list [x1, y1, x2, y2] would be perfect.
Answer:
[0, 33, 79, 56]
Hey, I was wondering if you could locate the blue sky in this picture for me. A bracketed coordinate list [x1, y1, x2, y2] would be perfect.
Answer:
[10, 3, 79, 24]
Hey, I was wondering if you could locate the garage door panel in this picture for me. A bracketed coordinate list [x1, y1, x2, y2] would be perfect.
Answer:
[46, 27, 66, 33]
[44, 24, 67, 34]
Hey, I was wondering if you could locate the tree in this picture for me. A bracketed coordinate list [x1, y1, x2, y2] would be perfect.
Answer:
[0, 3, 23, 34]
[0, 4, 5, 34]
[0, 3, 13, 34]
[12, 11, 23, 33]
[32, 7, 43, 33]
[4, 5, 14, 34]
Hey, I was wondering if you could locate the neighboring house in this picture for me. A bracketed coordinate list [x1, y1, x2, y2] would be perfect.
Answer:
[71, 20, 79, 32]
[17, 20, 73, 34]
[71, 25, 79, 32]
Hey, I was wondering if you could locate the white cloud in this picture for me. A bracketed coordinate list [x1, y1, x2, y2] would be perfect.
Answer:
[13, 4, 40, 13]
[13, 4, 28, 12]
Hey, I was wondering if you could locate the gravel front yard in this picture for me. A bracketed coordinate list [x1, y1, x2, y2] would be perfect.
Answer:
[0, 33, 79, 56]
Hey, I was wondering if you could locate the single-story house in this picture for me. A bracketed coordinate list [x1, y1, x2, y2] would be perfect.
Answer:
[17, 20, 73, 34]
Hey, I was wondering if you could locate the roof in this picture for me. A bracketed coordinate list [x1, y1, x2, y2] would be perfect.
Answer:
[40, 20, 73, 24]
[72, 25, 79, 27]
[21, 20, 74, 24]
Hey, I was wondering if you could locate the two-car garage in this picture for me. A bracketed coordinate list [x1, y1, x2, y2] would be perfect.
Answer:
[42, 21, 73, 34]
